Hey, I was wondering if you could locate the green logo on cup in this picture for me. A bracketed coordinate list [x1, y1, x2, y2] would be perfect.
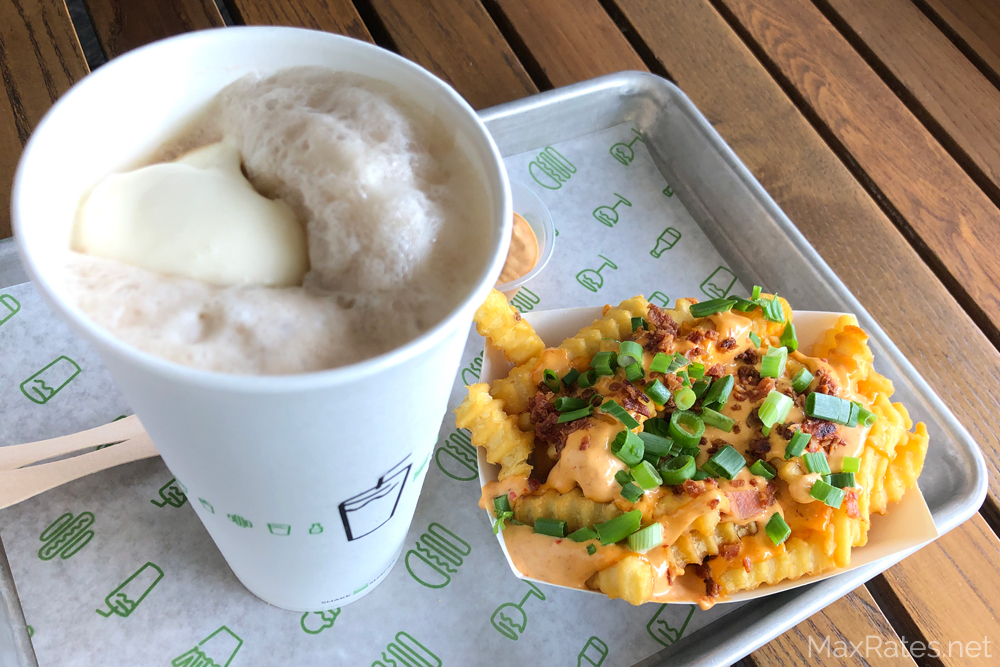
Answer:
[199, 499, 215, 514]
[96, 562, 164, 618]
[227, 514, 252, 529]
[309, 523, 323, 535]
[20, 356, 81, 404]
[151, 478, 187, 508]
[38, 512, 94, 561]
[268, 523, 291, 536]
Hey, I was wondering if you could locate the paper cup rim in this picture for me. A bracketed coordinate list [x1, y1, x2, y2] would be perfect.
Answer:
[12, 27, 513, 392]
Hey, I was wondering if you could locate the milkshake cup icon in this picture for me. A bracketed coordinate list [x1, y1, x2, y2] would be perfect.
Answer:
[268, 523, 291, 536]
[434, 429, 477, 481]
[700, 266, 738, 299]
[96, 562, 164, 618]
[647, 604, 694, 647]
[491, 582, 546, 641]
[172, 626, 243, 667]
[529, 146, 576, 190]
[404, 523, 471, 588]
[0, 294, 20, 326]
[650, 228, 682, 257]
[576, 255, 618, 293]
[578, 636, 609, 666]
[20, 355, 81, 404]
[610, 129, 643, 165]
[372, 631, 441, 667]
[300, 609, 340, 634]
[592, 193, 632, 227]
[151, 478, 187, 508]
[339, 456, 411, 541]
[38, 511, 94, 561]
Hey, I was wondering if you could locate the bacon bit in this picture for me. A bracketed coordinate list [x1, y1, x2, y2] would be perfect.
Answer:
[527, 391, 592, 452]
[732, 424, 742, 434]
[665, 374, 683, 391]
[708, 497, 720, 509]
[736, 348, 759, 365]
[814, 368, 839, 396]
[802, 418, 838, 440]
[730, 479, 746, 488]
[686, 329, 707, 345]
[747, 438, 771, 461]
[647, 305, 679, 336]
[737, 364, 761, 388]
[743, 556, 752, 573]
[751, 377, 776, 401]
[700, 437, 709, 446]
[579, 436, 591, 451]
[644, 329, 674, 353]
[693, 561, 722, 598]
[746, 408, 763, 430]
[608, 382, 623, 392]
[719, 543, 740, 559]
[705, 329, 720, 341]
[619, 380, 652, 417]
[843, 489, 861, 518]
[719, 337, 737, 351]
[682, 480, 705, 498]
[685, 346, 705, 359]
[705, 478, 720, 489]
[708, 439, 726, 456]
[732, 389, 749, 402]
[775, 423, 796, 441]
[727, 490, 765, 520]
[731, 402, 743, 412]
[527, 478, 541, 493]
[762, 481, 777, 506]
[706, 363, 725, 378]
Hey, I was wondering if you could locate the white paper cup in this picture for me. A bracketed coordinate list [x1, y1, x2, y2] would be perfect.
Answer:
[12, 28, 512, 611]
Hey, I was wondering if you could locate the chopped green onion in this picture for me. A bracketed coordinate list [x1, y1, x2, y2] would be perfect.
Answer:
[678, 369, 691, 387]
[591, 351, 617, 377]
[562, 368, 580, 387]
[589, 393, 605, 407]
[805, 393, 857, 426]
[758, 391, 794, 429]
[857, 404, 878, 427]
[638, 431, 674, 458]
[617, 341, 644, 367]
[642, 449, 662, 466]
[587, 544, 597, 555]
[631, 316, 647, 332]
[701, 407, 735, 433]
[543, 369, 561, 393]
[643, 417, 671, 437]
[750, 459, 776, 480]
[780, 322, 798, 352]
[631, 461, 663, 490]
[791, 367, 814, 393]
[691, 379, 711, 399]
[614, 470, 633, 487]
[650, 352, 671, 374]
[825, 472, 856, 488]
[493, 512, 513, 534]
[569, 526, 599, 542]
[674, 387, 697, 410]
[668, 410, 705, 447]
[732, 296, 757, 312]
[692, 469, 711, 481]
[690, 298, 738, 318]
[749, 332, 761, 348]
[627, 523, 664, 553]
[594, 510, 643, 545]
[841, 456, 861, 473]
[533, 517, 567, 538]
[577, 368, 598, 389]
[701, 375, 734, 410]
[761, 295, 785, 323]
[760, 346, 788, 378]
[557, 407, 592, 423]
[625, 362, 644, 383]
[785, 430, 811, 459]
[688, 363, 706, 379]
[846, 402, 860, 428]
[679, 444, 701, 458]
[494, 495, 512, 515]
[602, 399, 641, 429]
[752, 285, 762, 300]
[765, 513, 791, 545]
[620, 482, 643, 502]
[665, 353, 690, 373]
[810, 479, 845, 508]
[645, 379, 671, 405]
[554, 396, 589, 412]
[610, 429, 645, 466]
[659, 455, 696, 485]
[703, 444, 746, 480]
[803, 451, 831, 475]
[762, 424, 771, 437]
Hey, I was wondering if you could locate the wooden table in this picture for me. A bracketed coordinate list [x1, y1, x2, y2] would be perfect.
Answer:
[4, 0, 1000, 664]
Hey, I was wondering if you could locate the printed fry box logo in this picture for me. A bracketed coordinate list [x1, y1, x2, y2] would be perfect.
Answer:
[339, 456, 411, 541]
[96, 562, 164, 618]
[20, 356, 81, 404]
[172, 626, 243, 667]
[38, 511, 94, 561]
[372, 631, 440, 667]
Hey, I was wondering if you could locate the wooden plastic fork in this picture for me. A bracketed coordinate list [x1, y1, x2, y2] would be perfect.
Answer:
[0, 416, 160, 509]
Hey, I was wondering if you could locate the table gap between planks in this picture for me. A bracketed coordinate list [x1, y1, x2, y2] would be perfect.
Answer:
[2, 0, 1000, 664]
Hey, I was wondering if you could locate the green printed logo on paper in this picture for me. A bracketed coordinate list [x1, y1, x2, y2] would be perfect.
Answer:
[26, 626, 33, 639]
[510, 286, 541, 313]
[461, 351, 483, 386]
[309, 523, 324, 535]
[491, 582, 546, 641]
[577, 255, 617, 293]
[38, 511, 94, 561]
[95, 415, 129, 450]
[529, 146, 576, 190]
[268, 523, 291, 536]
[199, 498, 215, 514]
[578, 636, 609, 666]
[227, 514, 252, 529]
[593, 193, 632, 228]
[662, 184, 674, 197]
[651, 228, 682, 257]
[648, 292, 670, 308]
[173, 626, 243, 667]
[372, 631, 441, 667]
[151, 478, 187, 509]
[647, 604, 694, 647]
[435, 428, 477, 481]
[0, 294, 21, 327]
[405, 523, 471, 588]
[701, 266, 737, 299]
[301, 609, 340, 635]
[96, 561, 163, 618]
[20, 356, 81, 405]
[610, 129, 643, 166]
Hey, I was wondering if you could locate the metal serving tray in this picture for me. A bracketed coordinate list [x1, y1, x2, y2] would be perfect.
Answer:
[0, 71, 987, 667]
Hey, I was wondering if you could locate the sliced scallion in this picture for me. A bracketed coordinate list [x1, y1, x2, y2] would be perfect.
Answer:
[638, 431, 674, 458]
[760, 346, 788, 379]
[690, 298, 738, 318]
[668, 410, 705, 447]
[659, 455, 696, 485]
[557, 407, 592, 423]
[591, 350, 617, 377]
[779, 322, 798, 352]
[625, 362, 644, 382]
[751, 285, 762, 300]
[631, 460, 663, 490]
[791, 367, 814, 393]
[645, 379, 671, 405]
[587, 544, 597, 555]
[650, 352, 671, 374]
[631, 316, 647, 332]
[701, 407, 735, 433]
[703, 444, 746, 480]
[803, 451, 831, 475]
[785, 430, 811, 459]
[602, 399, 640, 429]
[749, 332, 761, 348]
[750, 459, 776, 480]
[533, 517, 567, 538]
[610, 429, 645, 466]
[562, 368, 580, 387]
[620, 482, 643, 503]
[674, 387, 697, 411]
[701, 375, 734, 410]
[627, 523, 664, 553]
[825, 472, 856, 488]
[569, 526, 599, 542]
[617, 341, 644, 368]
[805, 392, 855, 425]
[810, 479, 845, 508]
[577, 368, 598, 389]
[543, 369, 560, 393]
[692, 379, 711, 399]
[765, 513, 791, 545]
[594, 510, 643, 545]
[665, 353, 690, 373]
[841, 456, 861, 473]
[614, 470, 633, 487]
[758, 390, 793, 429]
[554, 396, 589, 412]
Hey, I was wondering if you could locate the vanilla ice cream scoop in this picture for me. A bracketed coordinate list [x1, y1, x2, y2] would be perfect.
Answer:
[73, 142, 308, 287]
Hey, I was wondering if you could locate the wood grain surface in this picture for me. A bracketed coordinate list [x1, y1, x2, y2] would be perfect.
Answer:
[82, 0, 223, 58]
[750, 587, 917, 666]
[922, 0, 1000, 80]
[226, 0, 372, 42]
[0, 0, 89, 239]
[823, 0, 1000, 197]
[366, 0, 536, 109]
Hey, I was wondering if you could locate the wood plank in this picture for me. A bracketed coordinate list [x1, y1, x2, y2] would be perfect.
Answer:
[871, 515, 1000, 665]
[922, 0, 1000, 79]
[367, 0, 536, 109]
[226, 0, 372, 42]
[82, 0, 224, 59]
[0, 0, 89, 239]
[824, 0, 1000, 195]
[751, 587, 917, 666]
[489, 0, 647, 87]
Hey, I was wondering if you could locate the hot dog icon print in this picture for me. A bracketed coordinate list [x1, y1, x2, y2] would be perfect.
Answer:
[339, 456, 412, 541]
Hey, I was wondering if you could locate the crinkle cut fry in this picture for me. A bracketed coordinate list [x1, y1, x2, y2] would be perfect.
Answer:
[713, 536, 839, 595]
[513, 488, 621, 533]
[473, 288, 545, 366]
[454, 384, 532, 479]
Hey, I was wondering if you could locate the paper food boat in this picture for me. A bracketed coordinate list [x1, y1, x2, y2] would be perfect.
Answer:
[477, 306, 939, 603]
